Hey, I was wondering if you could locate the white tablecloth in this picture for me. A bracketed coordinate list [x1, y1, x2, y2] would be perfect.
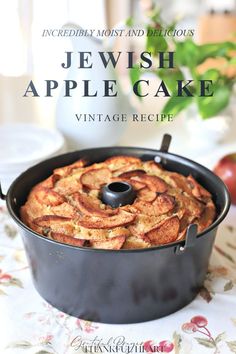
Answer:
[1, 203, 236, 354]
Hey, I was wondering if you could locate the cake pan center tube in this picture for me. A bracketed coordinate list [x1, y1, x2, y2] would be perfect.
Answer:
[101, 181, 136, 208]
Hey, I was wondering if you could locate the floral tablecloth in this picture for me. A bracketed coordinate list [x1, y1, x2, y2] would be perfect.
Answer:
[1, 204, 236, 354]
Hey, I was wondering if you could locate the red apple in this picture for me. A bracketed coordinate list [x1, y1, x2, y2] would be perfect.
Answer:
[213, 153, 236, 205]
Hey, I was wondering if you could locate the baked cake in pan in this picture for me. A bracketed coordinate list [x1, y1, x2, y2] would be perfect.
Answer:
[20, 156, 216, 250]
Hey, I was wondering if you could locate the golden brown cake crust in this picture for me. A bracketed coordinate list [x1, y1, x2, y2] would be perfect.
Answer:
[20, 156, 216, 250]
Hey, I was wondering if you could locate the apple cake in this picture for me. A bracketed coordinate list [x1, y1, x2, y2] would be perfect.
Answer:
[20, 156, 216, 250]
